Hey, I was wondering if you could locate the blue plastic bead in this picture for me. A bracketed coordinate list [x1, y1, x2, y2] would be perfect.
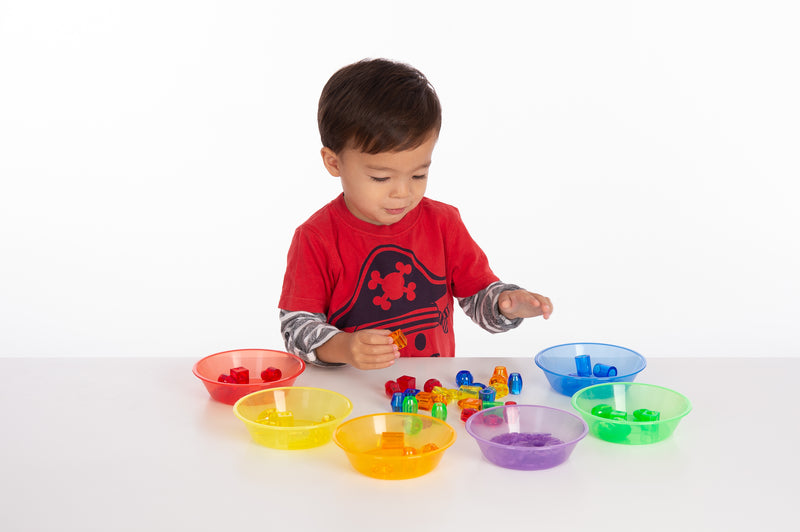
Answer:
[391, 392, 404, 412]
[456, 370, 473, 386]
[508, 372, 523, 395]
[403, 388, 420, 397]
[575, 355, 592, 377]
[593, 363, 618, 377]
[478, 387, 496, 402]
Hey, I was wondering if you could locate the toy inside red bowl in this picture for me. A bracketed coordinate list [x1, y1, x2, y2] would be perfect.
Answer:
[193, 349, 305, 404]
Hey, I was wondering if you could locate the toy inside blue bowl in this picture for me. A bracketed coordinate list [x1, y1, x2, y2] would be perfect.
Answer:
[534, 342, 646, 396]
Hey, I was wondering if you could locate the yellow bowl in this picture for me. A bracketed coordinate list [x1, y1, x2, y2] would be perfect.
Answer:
[233, 387, 353, 450]
[333, 413, 456, 480]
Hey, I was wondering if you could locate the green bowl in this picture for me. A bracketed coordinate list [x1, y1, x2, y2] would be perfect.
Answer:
[571, 382, 691, 445]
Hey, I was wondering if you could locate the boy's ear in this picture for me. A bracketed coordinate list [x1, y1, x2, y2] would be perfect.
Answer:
[320, 147, 341, 177]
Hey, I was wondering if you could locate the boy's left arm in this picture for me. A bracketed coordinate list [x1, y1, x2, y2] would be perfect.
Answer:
[458, 281, 552, 334]
[497, 289, 553, 320]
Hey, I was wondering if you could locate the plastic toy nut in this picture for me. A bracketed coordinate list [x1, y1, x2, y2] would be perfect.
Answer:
[397, 375, 416, 392]
[423, 378, 442, 393]
[460, 408, 478, 422]
[593, 363, 618, 378]
[415, 392, 434, 411]
[591, 404, 613, 418]
[391, 392, 405, 412]
[380, 431, 405, 449]
[633, 408, 661, 422]
[230, 367, 249, 384]
[389, 329, 408, 349]
[456, 370, 473, 386]
[402, 396, 418, 414]
[478, 387, 496, 403]
[385, 380, 402, 398]
[575, 355, 592, 377]
[260, 367, 282, 382]
[431, 402, 447, 421]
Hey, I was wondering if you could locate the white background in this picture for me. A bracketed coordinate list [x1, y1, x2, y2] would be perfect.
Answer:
[1, 0, 798, 358]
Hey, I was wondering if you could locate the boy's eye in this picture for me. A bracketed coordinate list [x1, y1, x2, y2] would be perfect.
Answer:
[370, 176, 390, 183]
[412, 174, 427, 180]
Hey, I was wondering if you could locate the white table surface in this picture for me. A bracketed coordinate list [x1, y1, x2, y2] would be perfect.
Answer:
[1, 355, 797, 531]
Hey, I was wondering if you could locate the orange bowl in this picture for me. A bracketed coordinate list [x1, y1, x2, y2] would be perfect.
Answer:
[192, 349, 305, 404]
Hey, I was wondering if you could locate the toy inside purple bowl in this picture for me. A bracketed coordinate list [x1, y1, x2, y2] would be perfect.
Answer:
[465, 404, 588, 470]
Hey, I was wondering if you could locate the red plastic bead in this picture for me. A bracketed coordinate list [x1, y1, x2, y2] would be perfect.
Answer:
[217, 374, 237, 383]
[461, 408, 478, 422]
[230, 366, 249, 384]
[484, 414, 503, 426]
[397, 375, 416, 392]
[385, 380, 402, 398]
[261, 367, 282, 382]
[423, 378, 442, 393]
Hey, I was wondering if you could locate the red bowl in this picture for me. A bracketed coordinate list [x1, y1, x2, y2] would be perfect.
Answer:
[192, 349, 306, 404]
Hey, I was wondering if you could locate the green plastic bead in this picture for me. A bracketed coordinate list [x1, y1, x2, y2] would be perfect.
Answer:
[402, 395, 418, 414]
[633, 408, 660, 422]
[591, 404, 613, 418]
[403, 416, 423, 435]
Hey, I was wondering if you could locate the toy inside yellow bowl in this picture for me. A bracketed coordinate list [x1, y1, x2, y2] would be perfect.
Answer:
[234, 387, 352, 450]
[333, 413, 456, 480]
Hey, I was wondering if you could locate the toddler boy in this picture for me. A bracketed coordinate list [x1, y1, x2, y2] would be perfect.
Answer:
[279, 58, 551, 369]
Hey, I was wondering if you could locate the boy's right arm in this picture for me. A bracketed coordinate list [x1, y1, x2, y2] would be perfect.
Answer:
[279, 310, 399, 370]
[316, 329, 400, 370]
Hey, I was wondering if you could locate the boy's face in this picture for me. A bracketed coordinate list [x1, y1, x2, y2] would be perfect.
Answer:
[321, 134, 436, 226]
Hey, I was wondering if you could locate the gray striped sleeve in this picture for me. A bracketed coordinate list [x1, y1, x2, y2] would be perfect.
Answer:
[458, 281, 524, 333]
[279, 309, 346, 367]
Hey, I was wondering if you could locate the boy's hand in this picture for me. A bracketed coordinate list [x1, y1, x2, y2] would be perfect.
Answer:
[316, 329, 400, 370]
[498, 290, 553, 320]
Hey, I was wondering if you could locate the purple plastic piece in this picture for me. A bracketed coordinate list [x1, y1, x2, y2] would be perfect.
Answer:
[491, 432, 564, 447]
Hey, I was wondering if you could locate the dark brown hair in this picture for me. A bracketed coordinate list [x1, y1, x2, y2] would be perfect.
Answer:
[318, 58, 442, 154]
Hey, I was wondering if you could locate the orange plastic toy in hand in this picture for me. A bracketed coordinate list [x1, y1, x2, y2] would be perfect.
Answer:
[389, 329, 407, 349]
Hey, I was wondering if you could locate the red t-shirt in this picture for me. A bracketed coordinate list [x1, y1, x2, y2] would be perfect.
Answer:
[279, 194, 499, 357]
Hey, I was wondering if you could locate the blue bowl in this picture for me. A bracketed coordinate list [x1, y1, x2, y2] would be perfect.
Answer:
[534, 342, 646, 396]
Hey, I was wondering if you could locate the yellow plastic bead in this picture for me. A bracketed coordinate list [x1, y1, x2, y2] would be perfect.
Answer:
[491, 383, 509, 399]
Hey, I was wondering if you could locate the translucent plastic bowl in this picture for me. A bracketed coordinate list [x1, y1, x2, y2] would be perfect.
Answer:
[233, 387, 352, 450]
[333, 413, 456, 480]
[535, 342, 646, 396]
[572, 382, 692, 445]
[465, 405, 588, 470]
[193, 348, 305, 405]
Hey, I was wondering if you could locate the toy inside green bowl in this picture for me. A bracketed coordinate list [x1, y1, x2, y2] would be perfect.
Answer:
[571, 382, 691, 445]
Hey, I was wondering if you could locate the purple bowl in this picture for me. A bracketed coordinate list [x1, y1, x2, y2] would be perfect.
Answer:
[465, 405, 588, 470]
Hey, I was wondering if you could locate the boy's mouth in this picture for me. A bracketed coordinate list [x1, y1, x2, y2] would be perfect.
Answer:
[385, 207, 406, 216]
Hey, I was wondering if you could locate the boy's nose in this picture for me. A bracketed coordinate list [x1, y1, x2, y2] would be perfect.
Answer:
[390, 179, 410, 198]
